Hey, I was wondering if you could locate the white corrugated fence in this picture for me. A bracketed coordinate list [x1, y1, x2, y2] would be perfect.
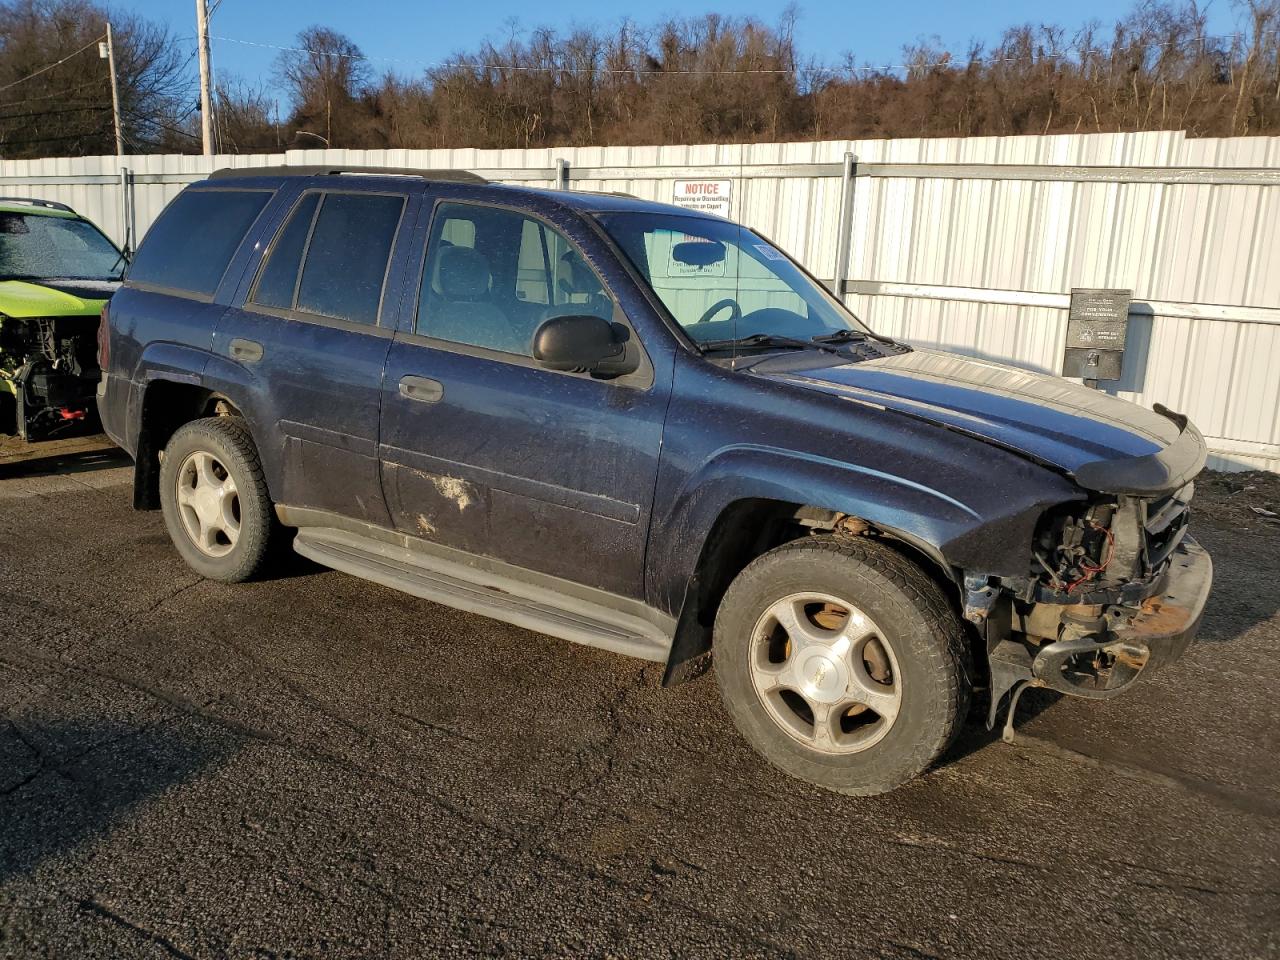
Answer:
[3, 131, 1277, 472]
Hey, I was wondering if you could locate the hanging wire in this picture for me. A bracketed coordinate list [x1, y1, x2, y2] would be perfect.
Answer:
[0, 35, 107, 94]
[1, 77, 111, 105]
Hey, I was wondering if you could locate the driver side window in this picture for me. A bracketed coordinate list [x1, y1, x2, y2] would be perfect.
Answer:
[416, 202, 614, 358]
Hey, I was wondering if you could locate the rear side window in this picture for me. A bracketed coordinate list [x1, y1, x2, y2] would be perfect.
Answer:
[250, 191, 404, 325]
[252, 193, 319, 310]
[129, 189, 270, 297]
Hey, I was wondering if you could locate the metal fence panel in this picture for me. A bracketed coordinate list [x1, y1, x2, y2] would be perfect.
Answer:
[3, 131, 1277, 471]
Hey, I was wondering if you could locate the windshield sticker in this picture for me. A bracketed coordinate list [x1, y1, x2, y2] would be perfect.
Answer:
[753, 243, 785, 261]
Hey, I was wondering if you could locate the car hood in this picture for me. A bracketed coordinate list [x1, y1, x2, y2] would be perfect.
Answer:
[759, 348, 1183, 475]
[0, 278, 118, 318]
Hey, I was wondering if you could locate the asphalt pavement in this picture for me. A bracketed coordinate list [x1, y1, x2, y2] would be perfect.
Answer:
[1, 447, 1277, 959]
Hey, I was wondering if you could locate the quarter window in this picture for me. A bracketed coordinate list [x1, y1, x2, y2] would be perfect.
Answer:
[250, 191, 404, 326]
[129, 189, 271, 296]
[417, 202, 613, 357]
[252, 192, 319, 310]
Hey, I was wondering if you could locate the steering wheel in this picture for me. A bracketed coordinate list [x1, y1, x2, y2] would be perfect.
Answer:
[696, 298, 742, 325]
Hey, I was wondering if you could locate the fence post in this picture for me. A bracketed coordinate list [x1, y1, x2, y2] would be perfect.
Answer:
[556, 158, 570, 190]
[831, 151, 857, 299]
[119, 165, 134, 255]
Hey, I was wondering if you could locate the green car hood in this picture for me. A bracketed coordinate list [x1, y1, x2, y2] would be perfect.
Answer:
[0, 278, 117, 318]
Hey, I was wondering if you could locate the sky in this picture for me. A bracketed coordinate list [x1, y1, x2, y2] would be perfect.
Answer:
[123, 0, 1241, 105]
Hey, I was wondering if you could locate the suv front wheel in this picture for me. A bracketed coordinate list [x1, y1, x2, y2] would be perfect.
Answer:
[159, 417, 276, 582]
[714, 536, 972, 795]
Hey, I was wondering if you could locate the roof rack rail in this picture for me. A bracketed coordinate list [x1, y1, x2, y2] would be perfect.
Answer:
[208, 165, 488, 184]
[0, 196, 75, 214]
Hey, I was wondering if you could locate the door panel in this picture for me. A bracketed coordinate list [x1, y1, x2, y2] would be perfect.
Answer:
[210, 185, 418, 526]
[211, 307, 395, 526]
[380, 338, 666, 597]
[378, 199, 668, 599]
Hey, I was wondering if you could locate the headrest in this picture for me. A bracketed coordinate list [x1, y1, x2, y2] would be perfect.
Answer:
[558, 250, 604, 298]
[438, 246, 491, 300]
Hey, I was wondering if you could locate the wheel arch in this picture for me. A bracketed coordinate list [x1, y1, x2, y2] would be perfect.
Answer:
[132, 374, 255, 509]
[660, 493, 962, 687]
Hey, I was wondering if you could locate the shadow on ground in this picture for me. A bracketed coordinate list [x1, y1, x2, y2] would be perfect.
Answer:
[0, 717, 234, 884]
[0, 445, 130, 479]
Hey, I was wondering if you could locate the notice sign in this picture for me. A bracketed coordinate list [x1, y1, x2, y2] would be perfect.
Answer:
[673, 179, 733, 217]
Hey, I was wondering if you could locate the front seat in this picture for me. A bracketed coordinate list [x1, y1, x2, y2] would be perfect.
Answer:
[426, 246, 522, 353]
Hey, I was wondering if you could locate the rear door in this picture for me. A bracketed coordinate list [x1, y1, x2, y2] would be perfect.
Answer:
[212, 181, 420, 526]
[378, 197, 669, 600]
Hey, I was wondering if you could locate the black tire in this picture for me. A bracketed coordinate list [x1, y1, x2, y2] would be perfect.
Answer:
[714, 535, 972, 796]
[158, 416, 276, 583]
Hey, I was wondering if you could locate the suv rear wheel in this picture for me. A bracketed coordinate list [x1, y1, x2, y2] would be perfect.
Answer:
[159, 417, 276, 582]
[714, 536, 972, 795]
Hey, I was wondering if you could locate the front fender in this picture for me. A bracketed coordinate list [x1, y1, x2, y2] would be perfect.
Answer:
[648, 436, 1082, 616]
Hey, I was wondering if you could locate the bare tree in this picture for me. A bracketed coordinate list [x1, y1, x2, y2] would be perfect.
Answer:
[274, 26, 371, 147]
[0, 0, 189, 157]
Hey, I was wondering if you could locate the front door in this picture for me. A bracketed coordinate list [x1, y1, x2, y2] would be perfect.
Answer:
[212, 184, 418, 526]
[379, 199, 669, 599]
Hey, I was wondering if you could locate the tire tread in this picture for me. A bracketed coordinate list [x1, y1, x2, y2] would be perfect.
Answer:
[715, 534, 973, 795]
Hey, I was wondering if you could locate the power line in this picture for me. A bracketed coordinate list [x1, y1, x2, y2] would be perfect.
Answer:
[843, 32, 1248, 75]
[0, 35, 106, 94]
[0, 127, 110, 147]
[122, 105, 201, 143]
[0, 103, 110, 123]
[211, 35, 795, 75]
[0, 77, 110, 106]
[211, 29, 1249, 79]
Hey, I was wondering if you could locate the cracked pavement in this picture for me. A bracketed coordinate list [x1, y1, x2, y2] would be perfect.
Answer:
[1, 448, 1278, 958]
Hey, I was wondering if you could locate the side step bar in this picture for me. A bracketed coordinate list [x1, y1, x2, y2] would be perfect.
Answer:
[293, 528, 673, 662]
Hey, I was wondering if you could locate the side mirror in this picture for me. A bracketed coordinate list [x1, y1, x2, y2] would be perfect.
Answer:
[532, 314, 626, 373]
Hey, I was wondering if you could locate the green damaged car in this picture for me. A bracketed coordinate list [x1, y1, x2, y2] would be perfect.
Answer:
[0, 198, 124, 440]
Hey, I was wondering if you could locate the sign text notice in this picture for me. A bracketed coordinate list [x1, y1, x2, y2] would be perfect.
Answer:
[672, 179, 733, 217]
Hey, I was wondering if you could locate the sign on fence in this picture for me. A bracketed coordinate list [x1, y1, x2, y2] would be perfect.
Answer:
[1062, 288, 1131, 382]
[672, 179, 733, 216]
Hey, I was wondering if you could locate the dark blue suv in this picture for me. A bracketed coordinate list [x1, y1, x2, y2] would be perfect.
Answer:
[98, 167, 1212, 795]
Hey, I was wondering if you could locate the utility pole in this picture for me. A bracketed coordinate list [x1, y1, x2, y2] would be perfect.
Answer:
[100, 23, 123, 156]
[195, 0, 214, 155]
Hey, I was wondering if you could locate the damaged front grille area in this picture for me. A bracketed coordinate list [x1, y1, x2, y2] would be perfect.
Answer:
[1024, 482, 1194, 605]
[978, 482, 1204, 737]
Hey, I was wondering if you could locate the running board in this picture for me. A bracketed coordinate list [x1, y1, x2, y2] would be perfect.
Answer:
[293, 528, 673, 662]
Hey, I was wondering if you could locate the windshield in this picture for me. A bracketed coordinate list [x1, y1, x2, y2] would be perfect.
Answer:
[0, 212, 124, 282]
[596, 212, 867, 346]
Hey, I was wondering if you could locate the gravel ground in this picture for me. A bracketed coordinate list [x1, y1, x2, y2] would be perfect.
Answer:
[1, 447, 1277, 959]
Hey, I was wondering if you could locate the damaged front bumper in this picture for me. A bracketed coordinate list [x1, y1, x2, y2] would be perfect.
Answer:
[1031, 537, 1212, 695]
[986, 536, 1212, 738]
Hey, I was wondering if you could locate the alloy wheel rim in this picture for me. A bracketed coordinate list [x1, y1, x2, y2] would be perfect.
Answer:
[175, 450, 241, 558]
[748, 592, 901, 754]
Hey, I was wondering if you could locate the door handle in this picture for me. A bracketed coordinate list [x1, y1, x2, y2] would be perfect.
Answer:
[399, 375, 444, 403]
[229, 338, 264, 362]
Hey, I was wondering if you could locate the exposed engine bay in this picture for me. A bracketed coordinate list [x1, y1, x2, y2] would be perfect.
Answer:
[0, 312, 102, 441]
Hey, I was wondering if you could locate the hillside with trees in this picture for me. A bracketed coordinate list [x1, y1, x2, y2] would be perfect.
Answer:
[2, 0, 1278, 158]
